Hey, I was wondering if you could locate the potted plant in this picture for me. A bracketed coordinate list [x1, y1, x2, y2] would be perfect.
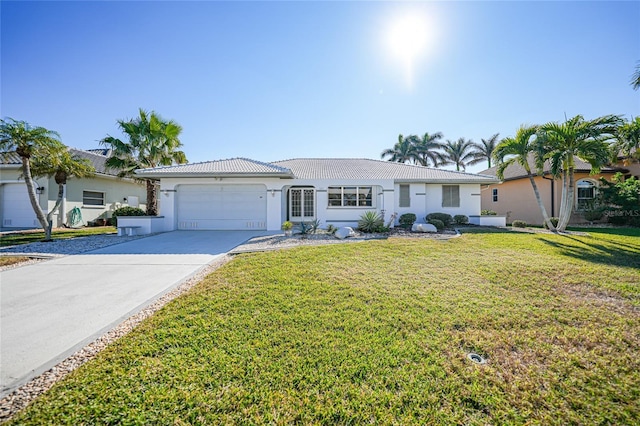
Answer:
[281, 221, 293, 237]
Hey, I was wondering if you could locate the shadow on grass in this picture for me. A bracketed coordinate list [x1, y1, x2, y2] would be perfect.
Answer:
[456, 226, 512, 234]
[568, 227, 640, 238]
[538, 234, 640, 268]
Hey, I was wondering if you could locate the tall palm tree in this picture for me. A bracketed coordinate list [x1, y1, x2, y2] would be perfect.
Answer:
[0, 118, 65, 241]
[539, 114, 622, 231]
[31, 148, 96, 234]
[414, 132, 445, 167]
[101, 109, 187, 216]
[470, 133, 500, 169]
[381, 134, 418, 164]
[440, 138, 477, 171]
[493, 126, 555, 231]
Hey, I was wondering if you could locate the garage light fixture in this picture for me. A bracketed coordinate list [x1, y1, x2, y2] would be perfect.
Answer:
[36, 186, 45, 195]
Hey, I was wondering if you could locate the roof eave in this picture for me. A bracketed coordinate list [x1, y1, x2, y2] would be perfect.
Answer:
[134, 171, 295, 179]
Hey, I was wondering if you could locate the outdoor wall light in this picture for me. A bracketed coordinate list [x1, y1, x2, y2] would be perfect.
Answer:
[36, 187, 45, 195]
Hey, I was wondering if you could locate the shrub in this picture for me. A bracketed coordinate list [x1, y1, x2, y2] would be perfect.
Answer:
[427, 219, 444, 231]
[453, 214, 469, 225]
[326, 224, 338, 235]
[358, 211, 384, 233]
[112, 206, 146, 227]
[426, 213, 453, 227]
[583, 208, 604, 222]
[398, 213, 417, 228]
[543, 217, 559, 229]
[481, 209, 497, 216]
[512, 220, 527, 228]
[281, 221, 293, 231]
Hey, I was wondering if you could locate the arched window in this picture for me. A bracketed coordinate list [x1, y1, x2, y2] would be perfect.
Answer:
[576, 179, 596, 209]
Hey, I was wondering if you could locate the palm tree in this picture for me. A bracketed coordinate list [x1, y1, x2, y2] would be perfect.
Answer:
[493, 126, 556, 231]
[0, 118, 66, 241]
[31, 148, 96, 235]
[440, 138, 477, 171]
[381, 134, 418, 164]
[631, 61, 640, 90]
[539, 114, 623, 231]
[616, 116, 640, 162]
[470, 133, 500, 169]
[413, 132, 445, 167]
[100, 109, 187, 216]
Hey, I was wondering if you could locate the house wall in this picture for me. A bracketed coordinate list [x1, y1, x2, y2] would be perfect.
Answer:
[480, 172, 618, 225]
[56, 175, 146, 226]
[0, 167, 146, 228]
[158, 177, 484, 231]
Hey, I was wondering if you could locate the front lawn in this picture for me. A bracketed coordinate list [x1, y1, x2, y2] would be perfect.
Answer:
[9, 231, 639, 424]
[0, 227, 116, 247]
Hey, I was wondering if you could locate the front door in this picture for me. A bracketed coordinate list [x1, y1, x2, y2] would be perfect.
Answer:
[289, 188, 315, 221]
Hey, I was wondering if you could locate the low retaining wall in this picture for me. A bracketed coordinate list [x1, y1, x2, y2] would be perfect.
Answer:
[117, 216, 165, 235]
[468, 215, 507, 227]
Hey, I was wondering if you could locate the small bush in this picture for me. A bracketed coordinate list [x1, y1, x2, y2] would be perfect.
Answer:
[358, 211, 384, 233]
[112, 206, 146, 227]
[281, 221, 293, 231]
[453, 214, 469, 225]
[326, 224, 338, 235]
[481, 210, 497, 216]
[583, 209, 604, 222]
[427, 219, 444, 231]
[543, 217, 559, 229]
[398, 213, 417, 228]
[426, 213, 453, 227]
[512, 220, 527, 228]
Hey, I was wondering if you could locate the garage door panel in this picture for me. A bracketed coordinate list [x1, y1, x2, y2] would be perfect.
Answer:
[2, 183, 39, 228]
[177, 185, 267, 230]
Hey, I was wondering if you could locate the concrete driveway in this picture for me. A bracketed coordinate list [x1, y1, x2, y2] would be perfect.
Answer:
[0, 230, 269, 397]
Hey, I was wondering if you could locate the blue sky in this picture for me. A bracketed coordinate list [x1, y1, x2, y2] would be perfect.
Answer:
[2, 1, 639, 173]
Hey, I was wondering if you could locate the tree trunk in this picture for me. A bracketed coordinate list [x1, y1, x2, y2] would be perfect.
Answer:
[556, 168, 569, 232]
[558, 166, 575, 231]
[44, 183, 65, 238]
[527, 173, 556, 231]
[146, 179, 158, 216]
[21, 157, 52, 240]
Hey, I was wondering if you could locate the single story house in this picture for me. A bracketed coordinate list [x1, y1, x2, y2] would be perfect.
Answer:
[479, 155, 638, 225]
[135, 158, 499, 231]
[0, 148, 147, 229]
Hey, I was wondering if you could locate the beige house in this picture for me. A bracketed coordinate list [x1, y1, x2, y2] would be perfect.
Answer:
[0, 148, 146, 229]
[479, 156, 639, 225]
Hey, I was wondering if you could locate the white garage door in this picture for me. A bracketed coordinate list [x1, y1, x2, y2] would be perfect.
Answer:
[177, 184, 267, 230]
[2, 183, 39, 228]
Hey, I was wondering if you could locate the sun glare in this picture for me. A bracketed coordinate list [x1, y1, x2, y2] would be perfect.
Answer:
[384, 12, 433, 88]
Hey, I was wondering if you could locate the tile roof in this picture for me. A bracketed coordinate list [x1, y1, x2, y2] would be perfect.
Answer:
[1, 148, 120, 176]
[480, 154, 627, 181]
[273, 158, 498, 182]
[135, 158, 294, 178]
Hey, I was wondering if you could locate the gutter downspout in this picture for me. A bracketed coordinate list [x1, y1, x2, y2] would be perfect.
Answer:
[542, 175, 554, 217]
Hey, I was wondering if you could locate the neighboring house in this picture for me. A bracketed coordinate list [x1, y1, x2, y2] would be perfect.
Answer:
[135, 158, 499, 231]
[0, 148, 147, 228]
[479, 155, 638, 225]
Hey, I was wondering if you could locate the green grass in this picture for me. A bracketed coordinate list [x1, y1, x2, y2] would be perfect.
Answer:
[0, 227, 116, 247]
[9, 231, 640, 425]
[0, 256, 31, 267]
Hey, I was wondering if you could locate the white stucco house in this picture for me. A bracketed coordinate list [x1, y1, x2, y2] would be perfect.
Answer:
[0, 148, 146, 229]
[135, 158, 499, 232]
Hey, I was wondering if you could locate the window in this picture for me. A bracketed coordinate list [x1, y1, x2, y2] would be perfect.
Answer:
[83, 190, 104, 206]
[492, 188, 498, 202]
[399, 184, 410, 207]
[328, 186, 373, 207]
[577, 179, 596, 209]
[442, 185, 460, 208]
[290, 188, 315, 220]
